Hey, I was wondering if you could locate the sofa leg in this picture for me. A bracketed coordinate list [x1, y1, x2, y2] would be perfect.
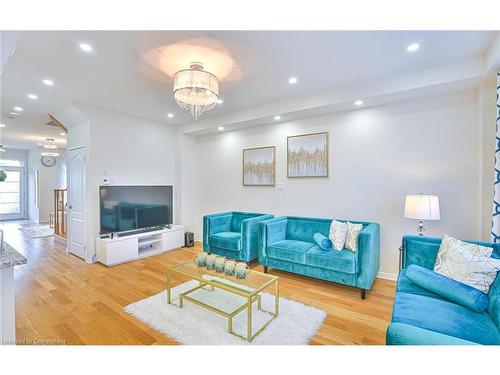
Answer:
[361, 289, 366, 300]
[263, 266, 268, 273]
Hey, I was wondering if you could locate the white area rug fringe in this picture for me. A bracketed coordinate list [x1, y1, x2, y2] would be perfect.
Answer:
[124, 280, 326, 345]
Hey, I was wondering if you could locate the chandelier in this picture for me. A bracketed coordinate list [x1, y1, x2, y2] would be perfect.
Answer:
[173, 62, 219, 120]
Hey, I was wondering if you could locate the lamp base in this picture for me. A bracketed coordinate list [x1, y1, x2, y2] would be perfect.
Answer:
[417, 220, 425, 236]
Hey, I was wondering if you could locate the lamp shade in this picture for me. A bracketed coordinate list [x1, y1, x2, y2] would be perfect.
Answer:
[404, 195, 440, 220]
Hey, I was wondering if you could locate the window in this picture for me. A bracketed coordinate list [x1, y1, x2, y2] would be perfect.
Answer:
[0, 159, 25, 167]
[0, 169, 22, 214]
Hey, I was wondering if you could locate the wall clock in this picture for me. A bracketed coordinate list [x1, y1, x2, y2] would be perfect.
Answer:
[41, 155, 57, 167]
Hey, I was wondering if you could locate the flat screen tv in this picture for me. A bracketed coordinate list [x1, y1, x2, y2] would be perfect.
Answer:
[99, 185, 173, 234]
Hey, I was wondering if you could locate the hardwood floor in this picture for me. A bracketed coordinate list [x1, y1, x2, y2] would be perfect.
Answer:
[2, 220, 395, 345]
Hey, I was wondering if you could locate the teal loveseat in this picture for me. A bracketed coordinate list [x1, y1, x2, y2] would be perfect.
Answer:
[386, 235, 500, 345]
[258, 216, 380, 299]
[203, 211, 273, 261]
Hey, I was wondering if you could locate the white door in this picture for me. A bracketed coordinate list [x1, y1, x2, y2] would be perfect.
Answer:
[0, 165, 26, 220]
[67, 147, 86, 260]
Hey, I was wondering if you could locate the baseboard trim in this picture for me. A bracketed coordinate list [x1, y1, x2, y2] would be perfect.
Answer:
[377, 271, 398, 281]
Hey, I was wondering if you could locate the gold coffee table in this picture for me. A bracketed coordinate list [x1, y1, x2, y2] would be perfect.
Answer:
[166, 260, 279, 342]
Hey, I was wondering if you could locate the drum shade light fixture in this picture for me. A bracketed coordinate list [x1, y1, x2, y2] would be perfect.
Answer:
[173, 62, 219, 120]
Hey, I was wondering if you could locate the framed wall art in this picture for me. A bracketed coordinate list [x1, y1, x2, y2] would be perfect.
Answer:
[287, 132, 328, 178]
[242, 146, 276, 186]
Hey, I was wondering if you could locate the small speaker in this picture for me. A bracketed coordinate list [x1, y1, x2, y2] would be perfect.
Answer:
[185, 232, 194, 247]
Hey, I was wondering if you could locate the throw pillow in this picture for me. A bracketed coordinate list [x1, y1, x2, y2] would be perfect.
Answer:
[434, 234, 500, 293]
[313, 232, 332, 250]
[345, 222, 363, 252]
[329, 220, 348, 251]
[437, 234, 493, 258]
[406, 264, 489, 313]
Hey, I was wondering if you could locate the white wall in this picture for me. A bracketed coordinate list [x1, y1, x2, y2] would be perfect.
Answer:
[26, 148, 39, 222]
[38, 156, 58, 223]
[25, 148, 60, 223]
[76, 105, 178, 262]
[189, 89, 482, 277]
[176, 134, 200, 235]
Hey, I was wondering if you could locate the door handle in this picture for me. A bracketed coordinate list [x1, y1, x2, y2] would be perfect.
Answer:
[68, 204, 72, 209]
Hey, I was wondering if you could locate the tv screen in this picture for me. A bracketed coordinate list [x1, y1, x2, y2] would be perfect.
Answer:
[99, 185, 173, 234]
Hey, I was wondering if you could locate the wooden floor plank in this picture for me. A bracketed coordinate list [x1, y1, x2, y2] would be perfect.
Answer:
[1, 220, 396, 345]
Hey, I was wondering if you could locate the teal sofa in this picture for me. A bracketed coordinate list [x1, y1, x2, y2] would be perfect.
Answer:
[258, 216, 380, 299]
[203, 211, 273, 261]
[386, 235, 500, 345]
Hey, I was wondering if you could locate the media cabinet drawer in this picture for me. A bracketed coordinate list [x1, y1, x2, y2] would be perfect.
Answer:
[99, 238, 139, 265]
[163, 229, 184, 251]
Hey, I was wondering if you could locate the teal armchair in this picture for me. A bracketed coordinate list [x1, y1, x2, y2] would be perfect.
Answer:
[258, 216, 380, 299]
[203, 211, 273, 261]
[386, 235, 500, 345]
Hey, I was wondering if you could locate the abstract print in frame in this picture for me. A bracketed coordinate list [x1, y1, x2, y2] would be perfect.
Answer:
[287, 132, 328, 178]
[242, 146, 276, 186]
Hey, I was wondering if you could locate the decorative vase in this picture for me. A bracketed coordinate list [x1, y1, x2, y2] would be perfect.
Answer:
[214, 256, 226, 273]
[224, 259, 236, 276]
[206, 254, 217, 270]
[194, 252, 208, 267]
[235, 262, 250, 279]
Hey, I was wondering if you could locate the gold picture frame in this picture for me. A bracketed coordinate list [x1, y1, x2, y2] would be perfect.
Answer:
[242, 146, 276, 186]
[287, 132, 328, 178]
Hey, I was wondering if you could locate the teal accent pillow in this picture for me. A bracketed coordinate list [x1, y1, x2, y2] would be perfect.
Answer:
[406, 264, 489, 313]
[313, 232, 332, 250]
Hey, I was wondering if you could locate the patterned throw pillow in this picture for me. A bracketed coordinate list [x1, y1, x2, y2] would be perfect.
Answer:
[329, 220, 348, 251]
[345, 222, 363, 252]
[434, 234, 500, 293]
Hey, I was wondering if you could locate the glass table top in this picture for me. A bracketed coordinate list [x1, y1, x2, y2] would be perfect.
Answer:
[169, 260, 278, 296]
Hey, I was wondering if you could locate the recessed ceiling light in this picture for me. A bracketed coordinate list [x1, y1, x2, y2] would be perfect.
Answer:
[43, 144, 57, 149]
[217, 98, 224, 104]
[217, 126, 224, 131]
[13, 106, 23, 112]
[167, 113, 174, 118]
[0, 124, 6, 128]
[288, 77, 298, 85]
[60, 132, 66, 136]
[41, 152, 59, 157]
[79, 43, 93, 52]
[27, 94, 38, 100]
[43, 79, 54, 86]
[354, 100, 363, 106]
[37, 142, 43, 146]
[9, 112, 19, 116]
[274, 115, 281, 120]
[407, 43, 420, 52]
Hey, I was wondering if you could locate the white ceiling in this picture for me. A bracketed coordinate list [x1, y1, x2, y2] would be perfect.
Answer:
[1, 30, 499, 149]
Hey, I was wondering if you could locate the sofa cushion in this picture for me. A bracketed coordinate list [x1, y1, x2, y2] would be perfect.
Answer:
[209, 232, 241, 252]
[313, 232, 332, 250]
[267, 240, 316, 264]
[392, 292, 500, 345]
[396, 270, 442, 299]
[406, 264, 489, 313]
[230, 212, 261, 232]
[305, 247, 358, 274]
[285, 218, 331, 242]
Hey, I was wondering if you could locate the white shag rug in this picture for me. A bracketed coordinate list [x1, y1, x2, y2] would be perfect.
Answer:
[18, 224, 54, 238]
[124, 280, 327, 345]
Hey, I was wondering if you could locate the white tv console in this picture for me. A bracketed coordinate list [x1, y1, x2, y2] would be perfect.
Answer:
[96, 225, 185, 266]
